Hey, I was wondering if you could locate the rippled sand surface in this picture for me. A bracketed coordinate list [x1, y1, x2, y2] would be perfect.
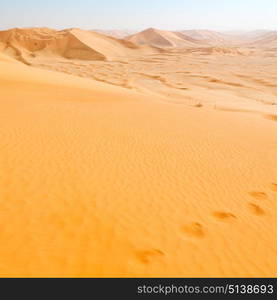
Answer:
[0, 39, 277, 277]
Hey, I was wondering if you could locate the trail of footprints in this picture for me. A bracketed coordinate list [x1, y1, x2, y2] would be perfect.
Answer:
[181, 182, 276, 240]
[135, 182, 276, 265]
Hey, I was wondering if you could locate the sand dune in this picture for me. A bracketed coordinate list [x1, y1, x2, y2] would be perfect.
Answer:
[0, 28, 159, 63]
[239, 30, 272, 40]
[181, 30, 277, 47]
[0, 27, 277, 277]
[218, 30, 271, 44]
[181, 30, 227, 45]
[126, 28, 201, 48]
[248, 31, 277, 48]
[219, 30, 277, 48]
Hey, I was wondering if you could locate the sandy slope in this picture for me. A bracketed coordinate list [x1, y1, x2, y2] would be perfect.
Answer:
[0, 57, 277, 277]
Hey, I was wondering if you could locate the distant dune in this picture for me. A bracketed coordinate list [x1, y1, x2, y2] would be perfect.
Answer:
[126, 28, 202, 48]
[180, 30, 227, 45]
[180, 30, 277, 47]
[222, 30, 271, 39]
[247, 31, 277, 48]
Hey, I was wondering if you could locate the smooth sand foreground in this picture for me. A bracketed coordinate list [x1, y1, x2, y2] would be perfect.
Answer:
[0, 56, 277, 277]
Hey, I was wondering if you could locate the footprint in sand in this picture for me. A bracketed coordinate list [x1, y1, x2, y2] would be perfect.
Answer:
[269, 183, 277, 192]
[248, 203, 266, 216]
[248, 191, 268, 200]
[136, 249, 165, 264]
[194, 103, 203, 108]
[181, 222, 205, 239]
[212, 211, 237, 222]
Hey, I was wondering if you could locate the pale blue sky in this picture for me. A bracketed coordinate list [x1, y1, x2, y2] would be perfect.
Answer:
[1, 0, 277, 31]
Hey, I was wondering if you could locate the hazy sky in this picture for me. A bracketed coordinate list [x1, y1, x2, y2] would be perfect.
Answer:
[1, 0, 277, 31]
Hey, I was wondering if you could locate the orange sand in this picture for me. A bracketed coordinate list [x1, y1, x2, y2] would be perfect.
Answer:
[0, 29, 277, 277]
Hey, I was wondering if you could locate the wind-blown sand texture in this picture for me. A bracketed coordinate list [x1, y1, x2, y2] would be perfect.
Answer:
[0, 28, 277, 277]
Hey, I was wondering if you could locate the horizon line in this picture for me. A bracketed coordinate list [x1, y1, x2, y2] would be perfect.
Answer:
[0, 26, 276, 32]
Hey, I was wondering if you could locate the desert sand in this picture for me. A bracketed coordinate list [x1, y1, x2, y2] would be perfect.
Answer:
[0, 28, 277, 277]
